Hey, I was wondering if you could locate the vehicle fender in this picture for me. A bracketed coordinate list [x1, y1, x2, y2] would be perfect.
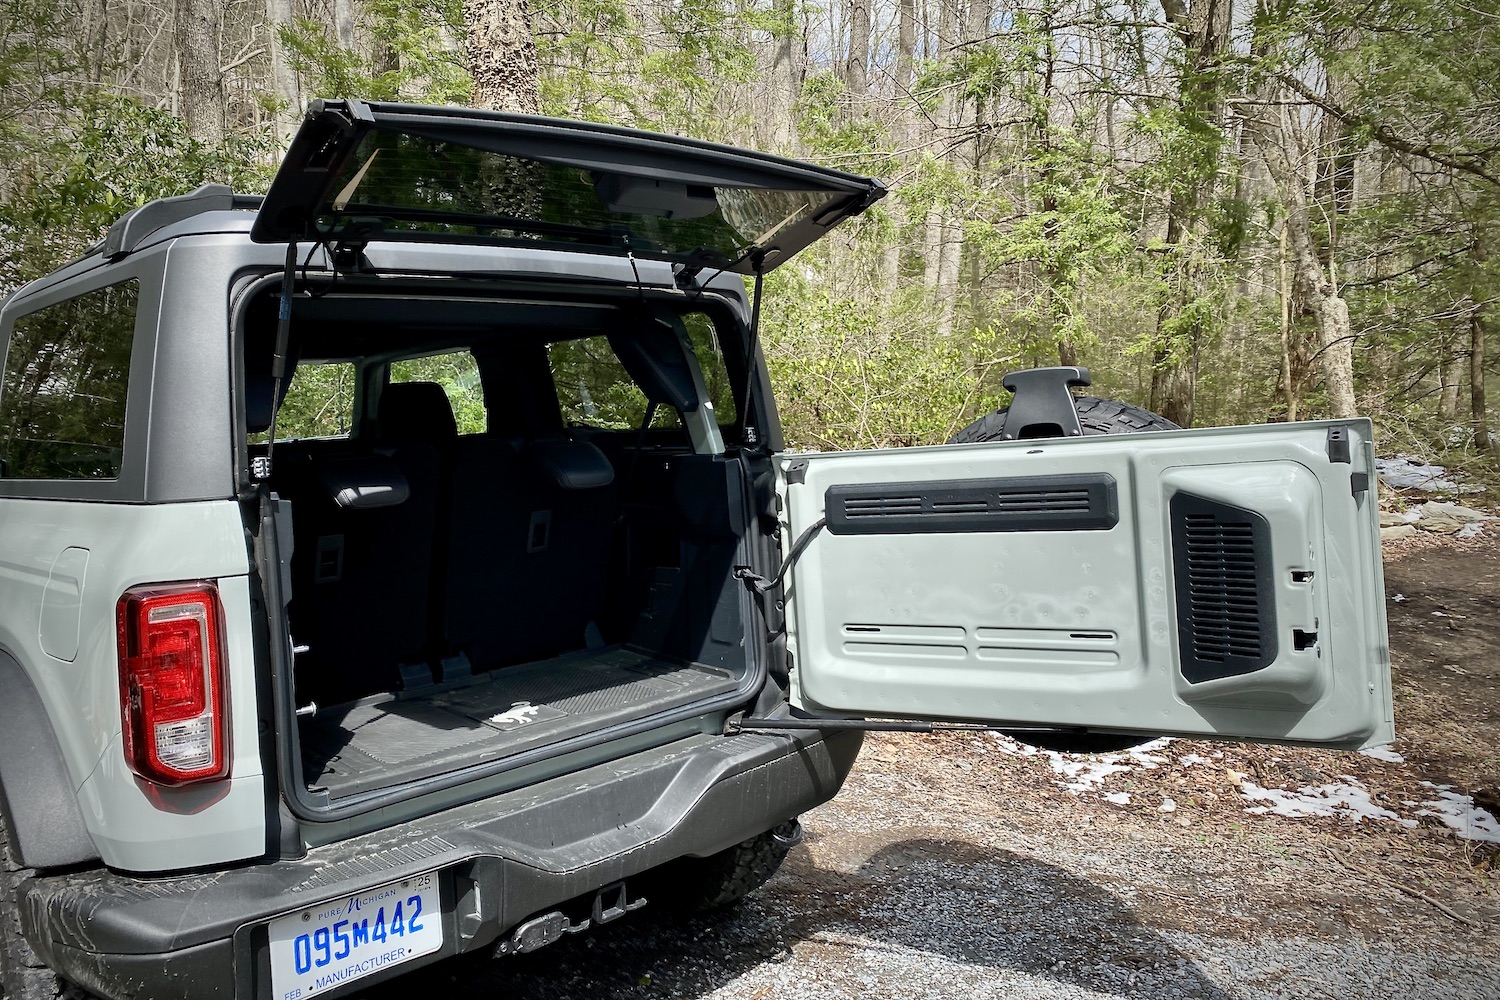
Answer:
[0, 650, 100, 869]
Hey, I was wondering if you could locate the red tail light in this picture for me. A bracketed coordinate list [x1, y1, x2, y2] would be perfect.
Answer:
[116, 583, 230, 785]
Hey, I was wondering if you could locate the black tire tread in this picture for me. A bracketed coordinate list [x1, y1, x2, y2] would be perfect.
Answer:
[0, 816, 80, 1000]
[948, 395, 1180, 444]
[653, 828, 793, 913]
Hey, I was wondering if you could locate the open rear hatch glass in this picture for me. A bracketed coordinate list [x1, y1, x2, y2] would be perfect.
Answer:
[251, 99, 886, 273]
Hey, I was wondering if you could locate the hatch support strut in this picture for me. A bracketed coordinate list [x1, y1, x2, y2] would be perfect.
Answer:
[727, 715, 1093, 736]
[252, 242, 298, 481]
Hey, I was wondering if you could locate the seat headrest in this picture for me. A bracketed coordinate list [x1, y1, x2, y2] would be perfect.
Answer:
[378, 382, 457, 443]
[527, 439, 615, 490]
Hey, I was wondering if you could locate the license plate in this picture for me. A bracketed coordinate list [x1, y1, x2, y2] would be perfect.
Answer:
[267, 873, 442, 1000]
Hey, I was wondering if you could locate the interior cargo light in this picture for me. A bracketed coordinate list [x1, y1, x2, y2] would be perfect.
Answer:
[116, 584, 230, 785]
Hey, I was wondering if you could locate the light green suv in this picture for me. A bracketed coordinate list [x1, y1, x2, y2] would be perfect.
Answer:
[0, 100, 1392, 1000]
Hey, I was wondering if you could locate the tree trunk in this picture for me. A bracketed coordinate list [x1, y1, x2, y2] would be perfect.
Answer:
[1279, 223, 1298, 421]
[1473, 302, 1490, 451]
[895, 0, 916, 104]
[936, 0, 960, 54]
[465, 0, 540, 113]
[1440, 341, 1462, 420]
[1148, 0, 1232, 427]
[767, 0, 801, 152]
[265, 0, 300, 141]
[333, 0, 357, 51]
[1251, 104, 1358, 417]
[1313, 26, 1357, 272]
[173, 0, 224, 145]
[844, 0, 870, 103]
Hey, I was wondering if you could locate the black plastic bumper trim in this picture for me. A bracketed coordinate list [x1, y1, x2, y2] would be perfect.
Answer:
[22, 728, 862, 1000]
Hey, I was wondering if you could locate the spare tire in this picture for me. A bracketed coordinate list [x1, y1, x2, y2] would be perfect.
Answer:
[948, 394, 1180, 754]
[949, 395, 1180, 443]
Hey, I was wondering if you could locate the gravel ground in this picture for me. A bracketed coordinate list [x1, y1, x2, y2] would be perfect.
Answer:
[364, 537, 1500, 1000]
[369, 740, 1498, 1000]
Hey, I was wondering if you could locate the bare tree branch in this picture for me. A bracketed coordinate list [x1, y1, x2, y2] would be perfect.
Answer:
[1277, 72, 1500, 188]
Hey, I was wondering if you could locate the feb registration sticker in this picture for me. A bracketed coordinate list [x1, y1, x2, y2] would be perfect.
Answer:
[268, 873, 442, 999]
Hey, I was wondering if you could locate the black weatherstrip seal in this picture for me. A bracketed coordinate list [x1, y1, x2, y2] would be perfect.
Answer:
[825, 473, 1118, 535]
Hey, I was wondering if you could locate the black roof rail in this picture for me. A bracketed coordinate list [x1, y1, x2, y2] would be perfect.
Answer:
[102, 184, 264, 259]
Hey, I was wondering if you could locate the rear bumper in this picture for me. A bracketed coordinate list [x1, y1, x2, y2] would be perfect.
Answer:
[21, 728, 862, 1000]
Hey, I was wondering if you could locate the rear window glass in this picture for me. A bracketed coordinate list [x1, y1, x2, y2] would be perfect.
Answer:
[274, 363, 358, 440]
[0, 281, 138, 480]
[548, 318, 737, 432]
[549, 337, 681, 431]
[322, 130, 844, 270]
[391, 350, 484, 434]
[682, 313, 737, 427]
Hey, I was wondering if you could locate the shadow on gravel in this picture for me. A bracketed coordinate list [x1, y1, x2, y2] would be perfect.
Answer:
[356, 835, 1230, 999]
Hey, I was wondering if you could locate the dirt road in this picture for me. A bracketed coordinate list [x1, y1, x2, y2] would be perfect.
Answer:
[366, 537, 1500, 999]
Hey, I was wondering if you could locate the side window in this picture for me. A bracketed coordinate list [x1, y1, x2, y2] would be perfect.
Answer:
[548, 336, 681, 431]
[0, 280, 139, 480]
[390, 350, 484, 434]
[681, 313, 738, 427]
[273, 362, 358, 440]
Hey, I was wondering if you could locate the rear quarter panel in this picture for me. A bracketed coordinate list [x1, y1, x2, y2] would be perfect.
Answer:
[0, 499, 266, 871]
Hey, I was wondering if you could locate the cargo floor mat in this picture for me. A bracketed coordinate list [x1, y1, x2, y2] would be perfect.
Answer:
[298, 647, 737, 799]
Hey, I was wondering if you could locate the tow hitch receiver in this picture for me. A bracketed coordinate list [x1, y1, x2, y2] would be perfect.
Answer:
[494, 881, 647, 957]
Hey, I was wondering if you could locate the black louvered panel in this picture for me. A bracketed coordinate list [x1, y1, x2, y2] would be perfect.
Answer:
[825, 474, 1118, 535]
[843, 496, 924, 517]
[993, 489, 1092, 513]
[1171, 495, 1278, 683]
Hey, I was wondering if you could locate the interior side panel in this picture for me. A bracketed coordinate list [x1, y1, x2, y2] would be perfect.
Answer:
[782, 421, 1392, 749]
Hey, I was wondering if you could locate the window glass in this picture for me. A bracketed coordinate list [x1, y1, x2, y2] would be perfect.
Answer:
[319, 129, 845, 271]
[0, 281, 138, 480]
[548, 337, 681, 431]
[271, 363, 358, 440]
[390, 350, 485, 434]
[681, 312, 738, 427]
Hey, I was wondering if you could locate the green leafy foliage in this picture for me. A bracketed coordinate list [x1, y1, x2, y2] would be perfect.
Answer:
[278, 0, 471, 105]
[764, 269, 1007, 449]
[4, 0, 1498, 462]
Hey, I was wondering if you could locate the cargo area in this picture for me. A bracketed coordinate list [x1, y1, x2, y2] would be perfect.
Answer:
[241, 282, 760, 804]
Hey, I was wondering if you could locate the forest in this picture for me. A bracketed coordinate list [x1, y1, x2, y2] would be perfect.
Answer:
[2, 0, 1497, 464]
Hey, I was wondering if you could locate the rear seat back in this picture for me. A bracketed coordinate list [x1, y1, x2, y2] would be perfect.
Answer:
[275, 380, 458, 704]
[275, 445, 434, 704]
[443, 435, 618, 670]
[441, 344, 621, 670]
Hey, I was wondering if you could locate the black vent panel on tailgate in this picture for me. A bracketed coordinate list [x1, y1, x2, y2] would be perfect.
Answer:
[825, 473, 1117, 535]
[1170, 494, 1278, 683]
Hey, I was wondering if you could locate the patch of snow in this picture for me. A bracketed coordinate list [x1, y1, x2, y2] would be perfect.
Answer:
[1178, 753, 1211, 766]
[1239, 778, 1416, 827]
[1359, 744, 1406, 764]
[1457, 522, 1486, 539]
[988, 733, 1176, 795]
[1103, 791, 1131, 805]
[1051, 756, 1133, 792]
[1159, 797, 1177, 813]
[1391, 593, 1407, 603]
[1417, 783, 1500, 843]
[1374, 455, 1483, 494]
